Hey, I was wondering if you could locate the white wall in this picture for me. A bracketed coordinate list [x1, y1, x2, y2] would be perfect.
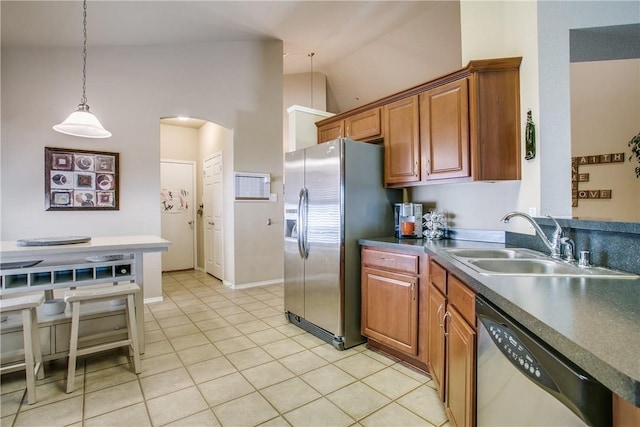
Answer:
[1, 39, 283, 297]
[537, 1, 640, 217]
[160, 124, 199, 162]
[283, 72, 328, 155]
[324, 0, 462, 114]
[570, 59, 640, 222]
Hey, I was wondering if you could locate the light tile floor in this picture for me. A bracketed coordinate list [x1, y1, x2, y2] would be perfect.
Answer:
[1, 270, 449, 427]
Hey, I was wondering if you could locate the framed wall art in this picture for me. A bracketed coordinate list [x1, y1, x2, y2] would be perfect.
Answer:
[45, 147, 119, 211]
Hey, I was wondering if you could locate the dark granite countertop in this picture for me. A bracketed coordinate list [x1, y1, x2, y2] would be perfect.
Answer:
[359, 236, 640, 407]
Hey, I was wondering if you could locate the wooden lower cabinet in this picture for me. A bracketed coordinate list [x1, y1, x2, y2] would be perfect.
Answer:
[427, 282, 446, 400]
[613, 394, 640, 427]
[427, 259, 476, 427]
[361, 246, 427, 370]
[446, 305, 476, 427]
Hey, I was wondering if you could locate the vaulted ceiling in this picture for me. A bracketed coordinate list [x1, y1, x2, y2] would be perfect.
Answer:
[2, 1, 446, 76]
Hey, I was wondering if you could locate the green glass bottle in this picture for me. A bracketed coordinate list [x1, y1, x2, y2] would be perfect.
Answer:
[525, 110, 536, 160]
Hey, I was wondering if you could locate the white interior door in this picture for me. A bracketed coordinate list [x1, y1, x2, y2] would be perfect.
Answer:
[161, 160, 195, 271]
[204, 153, 224, 279]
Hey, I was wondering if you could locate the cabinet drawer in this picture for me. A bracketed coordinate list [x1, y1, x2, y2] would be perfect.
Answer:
[0, 326, 51, 364]
[429, 260, 447, 294]
[448, 274, 475, 326]
[55, 313, 127, 353]
[362, 248, 418, 275]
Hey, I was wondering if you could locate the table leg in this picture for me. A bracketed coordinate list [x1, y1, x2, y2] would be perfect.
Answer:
[134, 252, 145, 354]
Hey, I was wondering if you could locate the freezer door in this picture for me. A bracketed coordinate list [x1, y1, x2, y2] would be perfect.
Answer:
[303, 140, 343, 335]
[284, 149, 305, 317]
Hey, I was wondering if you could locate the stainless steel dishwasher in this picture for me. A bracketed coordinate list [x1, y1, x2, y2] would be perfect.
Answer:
[476, 295, 612, 427]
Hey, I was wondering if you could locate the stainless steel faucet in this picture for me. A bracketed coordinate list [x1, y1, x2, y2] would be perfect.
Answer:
[501, 211, 564, 259]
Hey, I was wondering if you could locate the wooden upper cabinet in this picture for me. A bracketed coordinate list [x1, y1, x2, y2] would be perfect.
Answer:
[316, 57, 521, 185]
[420, 78, 470, 181]
[316, 107, 382, 144]
[345, 107, 382, 141]
[469, 61, 521, 181]
[317, 121, 344, 144]
[384, 96, 420, 185]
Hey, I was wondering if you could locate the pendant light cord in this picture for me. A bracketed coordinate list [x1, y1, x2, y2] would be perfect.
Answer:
[308, 52, 314, 109]
[80, 0, 88, 107]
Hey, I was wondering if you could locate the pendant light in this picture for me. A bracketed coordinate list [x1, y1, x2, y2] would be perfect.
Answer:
[53, 0, 111, 138]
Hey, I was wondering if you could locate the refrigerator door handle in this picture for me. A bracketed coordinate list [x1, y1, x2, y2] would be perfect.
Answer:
[297, 188, 305, 259]
[301, 188, 309, 259]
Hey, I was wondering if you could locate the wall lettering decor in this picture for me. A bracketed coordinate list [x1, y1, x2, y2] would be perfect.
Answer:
[45, 147, 119, 211]
[571, 152, 624, 207]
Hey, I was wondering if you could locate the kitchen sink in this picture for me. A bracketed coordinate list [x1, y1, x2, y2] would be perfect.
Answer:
[444, 248, 543, 259]
[465, 258, 638, 279]
[443, 248, 638, 279]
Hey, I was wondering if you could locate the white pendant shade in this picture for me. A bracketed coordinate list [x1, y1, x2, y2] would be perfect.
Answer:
[53, 105, 112, 138]
[53, 0, 111, 139]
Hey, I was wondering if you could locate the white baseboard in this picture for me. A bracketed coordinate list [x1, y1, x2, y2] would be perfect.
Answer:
[144, 296, 164, 305]
[224, 278, 284, 290]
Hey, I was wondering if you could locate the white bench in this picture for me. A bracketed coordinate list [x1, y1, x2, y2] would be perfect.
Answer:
[64, 283, 141, 393]
[0, 292, 45, 404]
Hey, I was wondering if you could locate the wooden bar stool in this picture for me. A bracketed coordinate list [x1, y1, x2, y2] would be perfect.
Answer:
[0, 292, 46, 405]
[64, 283, 141, 393]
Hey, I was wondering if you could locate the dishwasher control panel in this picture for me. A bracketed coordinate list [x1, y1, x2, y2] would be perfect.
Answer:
[482, 317, 557, 391]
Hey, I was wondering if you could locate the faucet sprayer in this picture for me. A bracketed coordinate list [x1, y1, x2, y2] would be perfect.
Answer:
[501, 211, 564, 259]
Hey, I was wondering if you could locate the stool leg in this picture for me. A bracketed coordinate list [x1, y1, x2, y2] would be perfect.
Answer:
[66, 301, 81, 394]
[29, 307, 44, 380]
[126, 294, 141, 374]
[22, 309, 37, 405]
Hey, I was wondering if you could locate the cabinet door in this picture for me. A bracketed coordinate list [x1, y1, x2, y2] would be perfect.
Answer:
[317, 121, 344, 144]
[419, 78, 470, 181]
[384, 96, 420, 185]
[446, 305, 476, 427]
[345, 108, 382, 141]
[362, 267, 418, 356]
[427, 283, 447, 400]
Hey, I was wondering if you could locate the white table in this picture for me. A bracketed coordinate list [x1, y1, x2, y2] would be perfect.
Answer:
[0, 235, 169, 355]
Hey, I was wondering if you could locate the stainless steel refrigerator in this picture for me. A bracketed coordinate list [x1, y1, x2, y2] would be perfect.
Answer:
[284, 138, 400, 349]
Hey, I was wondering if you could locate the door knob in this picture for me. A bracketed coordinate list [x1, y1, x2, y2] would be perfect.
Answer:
[188, 221, 194, 226]
[208, 221, 214, 225]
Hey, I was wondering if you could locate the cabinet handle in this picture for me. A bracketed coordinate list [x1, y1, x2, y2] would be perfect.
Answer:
[380, 257, 394, 261]
[426, 159, 431, 176]
[437, 303, 445, 329]
[442, 311, 451, 337]
[415, 160, 419, 177]
[346, 126, 350, 137]
[412, 283, 416, 301]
